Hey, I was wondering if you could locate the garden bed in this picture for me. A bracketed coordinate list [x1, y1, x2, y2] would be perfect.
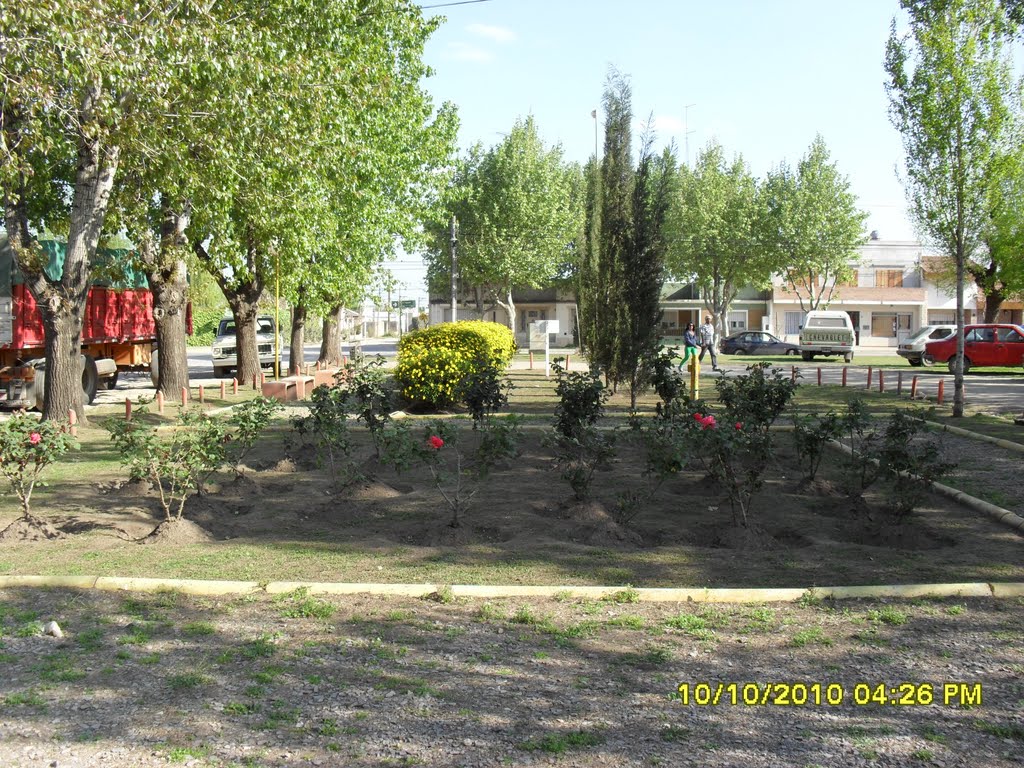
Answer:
[0, 424, 1020, 589]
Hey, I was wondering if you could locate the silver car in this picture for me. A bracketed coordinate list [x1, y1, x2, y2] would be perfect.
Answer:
[897, 324, 955, 366]
[211, 316, 282, 377]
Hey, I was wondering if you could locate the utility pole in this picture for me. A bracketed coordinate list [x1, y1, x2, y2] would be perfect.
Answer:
[592, 109, 600, 159]
[449, 215, 458, 323]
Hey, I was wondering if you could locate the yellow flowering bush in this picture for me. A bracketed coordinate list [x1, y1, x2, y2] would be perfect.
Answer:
[396, 321, 516, 409]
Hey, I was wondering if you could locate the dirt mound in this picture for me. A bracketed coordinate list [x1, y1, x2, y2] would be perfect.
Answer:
[796, 477, 844, 497]
[345, 479, 405, 500]
[0, 516, 65, 542]
[140, 518, 214, 545]
[95, 478, 154, 499]
[559, 500, 643, 547]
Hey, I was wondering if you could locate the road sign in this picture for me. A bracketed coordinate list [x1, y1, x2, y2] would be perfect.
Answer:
[391, 300, 416, 309]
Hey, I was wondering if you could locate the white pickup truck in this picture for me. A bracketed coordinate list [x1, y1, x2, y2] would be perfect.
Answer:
[798, 310, 855, 363]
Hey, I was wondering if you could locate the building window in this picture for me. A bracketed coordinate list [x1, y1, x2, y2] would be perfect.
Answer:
[876, 269, 904, 288]
[784, 311, 803, 335]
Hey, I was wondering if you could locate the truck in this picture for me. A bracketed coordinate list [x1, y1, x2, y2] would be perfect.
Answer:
[798, 310, 856, 363]
[0, 235, 174, 410]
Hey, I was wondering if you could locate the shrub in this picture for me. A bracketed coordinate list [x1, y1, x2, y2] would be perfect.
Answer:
[380, 416, 520, 527]
[395, 321, 515, 410]
[792, 410, 843, 482]
[552, 362, 608, 440]
[291, 385, 357, 483]
[461, 361, 513, 428]
[227, 395, 282, 473]
[107, 408, 227, 521]
[335, 356, 394, 457]
[0, 412, 78, 519]
[876, 411, 955, 519]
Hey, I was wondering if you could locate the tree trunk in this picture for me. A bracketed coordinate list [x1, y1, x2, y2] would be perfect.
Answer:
[148, 260, 190, 401]
[289, 301, 306, 375]
[496, 287, 517, 335]
[229, 298, 261, 386]
[142, 200, 191, 401]
[41, 308, 86, 423]
[983, 287, 1004, 323]
[318, 305, 344, 367]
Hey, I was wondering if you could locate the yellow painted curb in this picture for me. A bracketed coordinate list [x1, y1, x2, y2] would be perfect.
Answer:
[0, 575, 98, 589]
[92, 577, 261, 595]
[4, 577, 1022, 603]
[991, 583, 1024, 598]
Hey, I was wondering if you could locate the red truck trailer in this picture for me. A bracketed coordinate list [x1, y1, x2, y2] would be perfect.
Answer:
[0, 235, 173, 410]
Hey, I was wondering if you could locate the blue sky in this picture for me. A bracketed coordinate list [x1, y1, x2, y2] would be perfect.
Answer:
[391, 0, 918, 302]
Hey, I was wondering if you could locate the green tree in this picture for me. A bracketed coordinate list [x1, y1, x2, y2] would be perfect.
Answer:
[665, 140, 769, 342]
[425, 116, 582, 333]
[760, 135, 868, 314]
[2, 1, 192, 421]
[885, 0, 1016, 416]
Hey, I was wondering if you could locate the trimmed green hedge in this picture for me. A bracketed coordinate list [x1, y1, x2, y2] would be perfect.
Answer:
[395, 321, 516, 408]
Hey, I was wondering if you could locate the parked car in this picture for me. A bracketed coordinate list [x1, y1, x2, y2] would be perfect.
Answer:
[798, 310, 856, 363]
[720, 330, 800, 356]
[924, 323, 1024, 373]
[897, 324, 956, 366]
[211, 315, 282, 378]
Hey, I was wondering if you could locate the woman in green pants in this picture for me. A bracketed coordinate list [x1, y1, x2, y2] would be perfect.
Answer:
[679, 323, 699, 367]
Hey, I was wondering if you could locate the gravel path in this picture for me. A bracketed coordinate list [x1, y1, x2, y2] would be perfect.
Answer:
[0, 589, 1021, 768]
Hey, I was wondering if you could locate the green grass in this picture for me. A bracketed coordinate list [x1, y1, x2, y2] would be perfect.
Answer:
[790, 627, 833, 647]
[519, 729, 604, 754]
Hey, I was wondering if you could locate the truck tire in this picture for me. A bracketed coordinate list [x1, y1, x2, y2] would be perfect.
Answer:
[801, 351, 813, 362]
[844, 352, 853, 363]
[82, 356, 99, 404]
[103, 371, 119, 390]
[213, 365, 229, 378]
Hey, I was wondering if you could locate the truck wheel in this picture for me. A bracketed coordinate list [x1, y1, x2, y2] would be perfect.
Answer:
[844, 353, 853, 364]
[213, 366, 229, 378]
[801, 352, 813, 362]
[82, 356, 99, 404]
[102, 371, 119, 390]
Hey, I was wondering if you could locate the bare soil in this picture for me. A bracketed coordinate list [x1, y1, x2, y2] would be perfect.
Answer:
[0, 426, 1020, 588]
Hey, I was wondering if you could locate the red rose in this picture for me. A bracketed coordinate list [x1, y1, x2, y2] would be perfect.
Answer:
[428, 435, 444, 449]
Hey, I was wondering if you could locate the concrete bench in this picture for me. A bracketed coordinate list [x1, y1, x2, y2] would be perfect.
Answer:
[262, 375, 315, 401]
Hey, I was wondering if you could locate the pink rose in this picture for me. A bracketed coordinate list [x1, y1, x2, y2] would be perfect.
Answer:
[700, 415, 717, 430]
[29, 432, 41, 445]
[693, 413, 703, 422]
[428, 435, 444, 449]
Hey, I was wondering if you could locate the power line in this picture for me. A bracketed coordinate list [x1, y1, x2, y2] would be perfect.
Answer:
[420, 0, 495, 9]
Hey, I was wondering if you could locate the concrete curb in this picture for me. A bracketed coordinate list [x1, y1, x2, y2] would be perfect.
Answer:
[826, 439, 1024, 536]
[0, 575, 1019, 603]
[923, 419, 1024, 454]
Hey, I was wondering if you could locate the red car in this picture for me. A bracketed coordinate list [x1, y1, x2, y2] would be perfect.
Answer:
[924, 323, 1024, 373]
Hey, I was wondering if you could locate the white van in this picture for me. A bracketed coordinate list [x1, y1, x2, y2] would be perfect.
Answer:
[798, 310, 856, 363]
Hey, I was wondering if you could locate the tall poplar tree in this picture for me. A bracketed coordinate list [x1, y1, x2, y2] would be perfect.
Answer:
[885, 0, 1015, 416]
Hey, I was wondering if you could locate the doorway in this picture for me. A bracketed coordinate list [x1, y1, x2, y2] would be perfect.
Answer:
[848, 311, 860, 346]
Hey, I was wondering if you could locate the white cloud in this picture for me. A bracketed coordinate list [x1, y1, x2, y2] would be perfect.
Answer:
[467, 23, 517, 44]
[442, 42, 494, 63]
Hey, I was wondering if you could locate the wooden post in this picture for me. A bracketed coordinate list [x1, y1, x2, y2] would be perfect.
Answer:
[817, 367, 822, 386]
[529, 351, 534, 369]
[252, 374, 257, 390]
[125, 399, 132, 421]
[911, 376, 919, 399]
[181, 386, 188, 405]
[878, 370, 885, 393]
[791, 365, 797, 382]
[232, 378, 238, 395]
[220, 380, 226, 399]
[565, 354, 570, 370]
[897, 371, 904, 395]
[690, 356, 700, 400]
[156, 391, 164, 414]
[199, 385, 205, 404]
[68, 409, 77, 437]
[261, 371, 266, 385]
[342, 355, 348, 366]
[842, 367, 848, 387]
[866, 366, 873, 390]
[937, 379, 945, 405]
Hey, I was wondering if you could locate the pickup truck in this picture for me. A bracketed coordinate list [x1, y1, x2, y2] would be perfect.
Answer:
[211, 315, 282, 378]
[798, 310, 855, 363]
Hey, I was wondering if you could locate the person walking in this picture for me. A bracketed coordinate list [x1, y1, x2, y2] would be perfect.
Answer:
[698, 316, 720, 371]
[678, 322, 699, 368]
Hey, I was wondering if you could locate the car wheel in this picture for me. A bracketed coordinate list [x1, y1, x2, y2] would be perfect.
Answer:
[921, 354, 935, 367]
[948, 357, 972, 374]
[733, 348, 747, 355]
[908, 358, 923, 367]
[786, 349, 798, 356]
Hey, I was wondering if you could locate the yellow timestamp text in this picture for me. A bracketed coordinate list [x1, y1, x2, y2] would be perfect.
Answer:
[675, 682, 982, 707]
